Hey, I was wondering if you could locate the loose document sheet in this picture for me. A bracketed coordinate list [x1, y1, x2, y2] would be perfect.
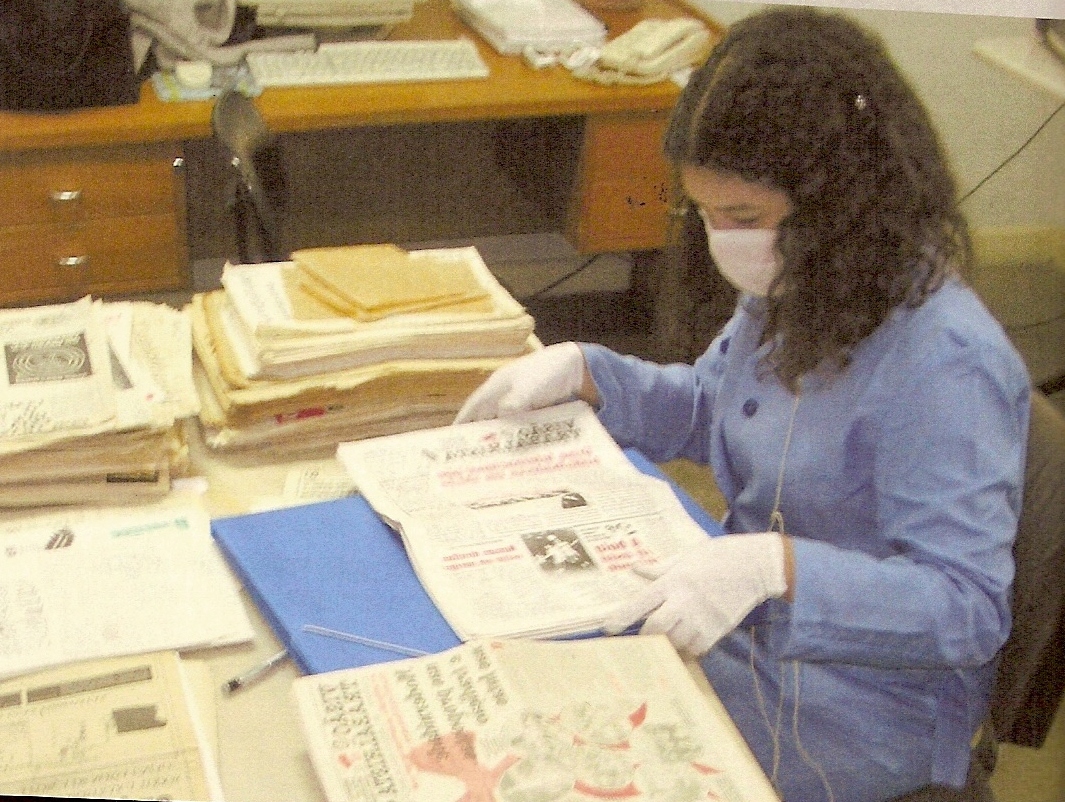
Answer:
[0, 650, 223, 800]
[336, 401, 713, 641]
[293, 635, 780, 802]
[0, 491, 254, 681]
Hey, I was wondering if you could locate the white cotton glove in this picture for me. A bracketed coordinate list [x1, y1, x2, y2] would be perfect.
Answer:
[454, 342, 587, 423]
[602, 533, 788, 657]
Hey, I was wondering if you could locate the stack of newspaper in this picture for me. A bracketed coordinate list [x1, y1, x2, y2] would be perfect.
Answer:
[189, 243, 537, 454]
[0, 296, 200, 508]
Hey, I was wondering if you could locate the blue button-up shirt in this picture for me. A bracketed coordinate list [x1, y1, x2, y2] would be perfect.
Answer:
[582, 278, 1030, 800]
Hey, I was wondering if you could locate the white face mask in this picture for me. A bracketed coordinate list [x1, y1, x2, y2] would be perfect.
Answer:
[698, 209, 782, 297]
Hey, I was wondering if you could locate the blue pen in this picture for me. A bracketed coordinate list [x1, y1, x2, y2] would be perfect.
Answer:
[222, 649, 289, 695]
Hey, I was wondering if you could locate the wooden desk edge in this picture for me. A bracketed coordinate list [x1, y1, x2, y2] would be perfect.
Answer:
[0, 0, 722, 152]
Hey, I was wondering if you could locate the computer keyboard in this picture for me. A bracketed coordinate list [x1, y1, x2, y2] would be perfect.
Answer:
[245, 39, 491, 87]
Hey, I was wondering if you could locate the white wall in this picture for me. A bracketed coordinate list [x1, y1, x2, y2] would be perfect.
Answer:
[687, 1, 1065, 229]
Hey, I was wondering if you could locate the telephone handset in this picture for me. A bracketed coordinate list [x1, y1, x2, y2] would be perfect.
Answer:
[597, 17, 710, 78]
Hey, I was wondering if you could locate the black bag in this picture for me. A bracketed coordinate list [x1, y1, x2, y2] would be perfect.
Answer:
[0, 0, 141, 112]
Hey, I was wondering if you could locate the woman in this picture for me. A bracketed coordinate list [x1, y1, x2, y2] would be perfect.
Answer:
[455, 7, 1030, 801]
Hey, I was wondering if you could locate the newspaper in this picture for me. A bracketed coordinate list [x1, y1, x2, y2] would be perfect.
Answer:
[0, 650, 223, 800]
[292, 635, 780, 802]
[103, 299, 200, 423]
[0, 296, 117, 452]
[0, 297, 200, 510]
[336, 401, 713, 640]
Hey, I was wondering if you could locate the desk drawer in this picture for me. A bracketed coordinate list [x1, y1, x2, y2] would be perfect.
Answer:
[567, 112, 673, 254]
[0, 215, 186, 305]
[0, 142, 188, 306]
[0, 144, 180, 228]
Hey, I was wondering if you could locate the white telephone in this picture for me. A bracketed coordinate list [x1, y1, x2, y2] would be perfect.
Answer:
[597, 17, 710, 79]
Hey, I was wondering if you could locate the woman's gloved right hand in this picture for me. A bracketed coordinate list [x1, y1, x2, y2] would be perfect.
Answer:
[454, 341, 589, 424]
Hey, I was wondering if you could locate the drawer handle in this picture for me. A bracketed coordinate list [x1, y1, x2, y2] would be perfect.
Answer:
[50, 190, 83, 204]
[56, 255, 90, 268]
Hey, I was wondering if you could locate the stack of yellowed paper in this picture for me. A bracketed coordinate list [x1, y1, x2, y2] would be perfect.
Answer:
[190, 244, 538, 453]
[0, 297, 200, 508]
[296, 243, 494, 321]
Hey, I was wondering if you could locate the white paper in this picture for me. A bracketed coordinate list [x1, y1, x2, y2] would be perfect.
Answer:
[0, 493, 254, 681]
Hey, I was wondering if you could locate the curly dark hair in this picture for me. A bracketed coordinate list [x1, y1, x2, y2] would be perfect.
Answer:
[664, 6, 970, 389]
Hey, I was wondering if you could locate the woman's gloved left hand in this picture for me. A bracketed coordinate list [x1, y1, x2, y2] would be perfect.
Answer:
[602, 533, 789, 657]
[453, 341, 588, 424]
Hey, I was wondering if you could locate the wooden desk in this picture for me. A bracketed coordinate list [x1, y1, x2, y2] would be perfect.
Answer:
[0, 0, 718, 308]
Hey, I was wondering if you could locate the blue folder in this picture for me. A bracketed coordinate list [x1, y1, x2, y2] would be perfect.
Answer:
[210, 449, 722, 675]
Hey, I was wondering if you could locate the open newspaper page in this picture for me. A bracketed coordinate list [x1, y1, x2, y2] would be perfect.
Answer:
[336, 401, 714, 640]
[0, 650, 223, 800]
[292, 635, 780, 802]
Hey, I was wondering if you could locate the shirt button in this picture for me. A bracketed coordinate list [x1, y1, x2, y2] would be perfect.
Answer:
[742, 398, 758, 417]
[720, 337, 730, 354]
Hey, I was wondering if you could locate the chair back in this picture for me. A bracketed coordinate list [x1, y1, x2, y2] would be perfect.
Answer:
[990, 390, 1065, 747]
[211, 88, 288, 263]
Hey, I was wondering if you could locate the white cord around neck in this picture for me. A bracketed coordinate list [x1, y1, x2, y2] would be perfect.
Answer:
[751, 387, 836, 801]
[751, 389, 801, 794]
[769, 391, 801, 533]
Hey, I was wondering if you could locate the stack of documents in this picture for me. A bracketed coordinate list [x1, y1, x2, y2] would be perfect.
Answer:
[0, 297, 200, 508]
[453, 0, 607, 55]
[190, 244, 537, 454]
